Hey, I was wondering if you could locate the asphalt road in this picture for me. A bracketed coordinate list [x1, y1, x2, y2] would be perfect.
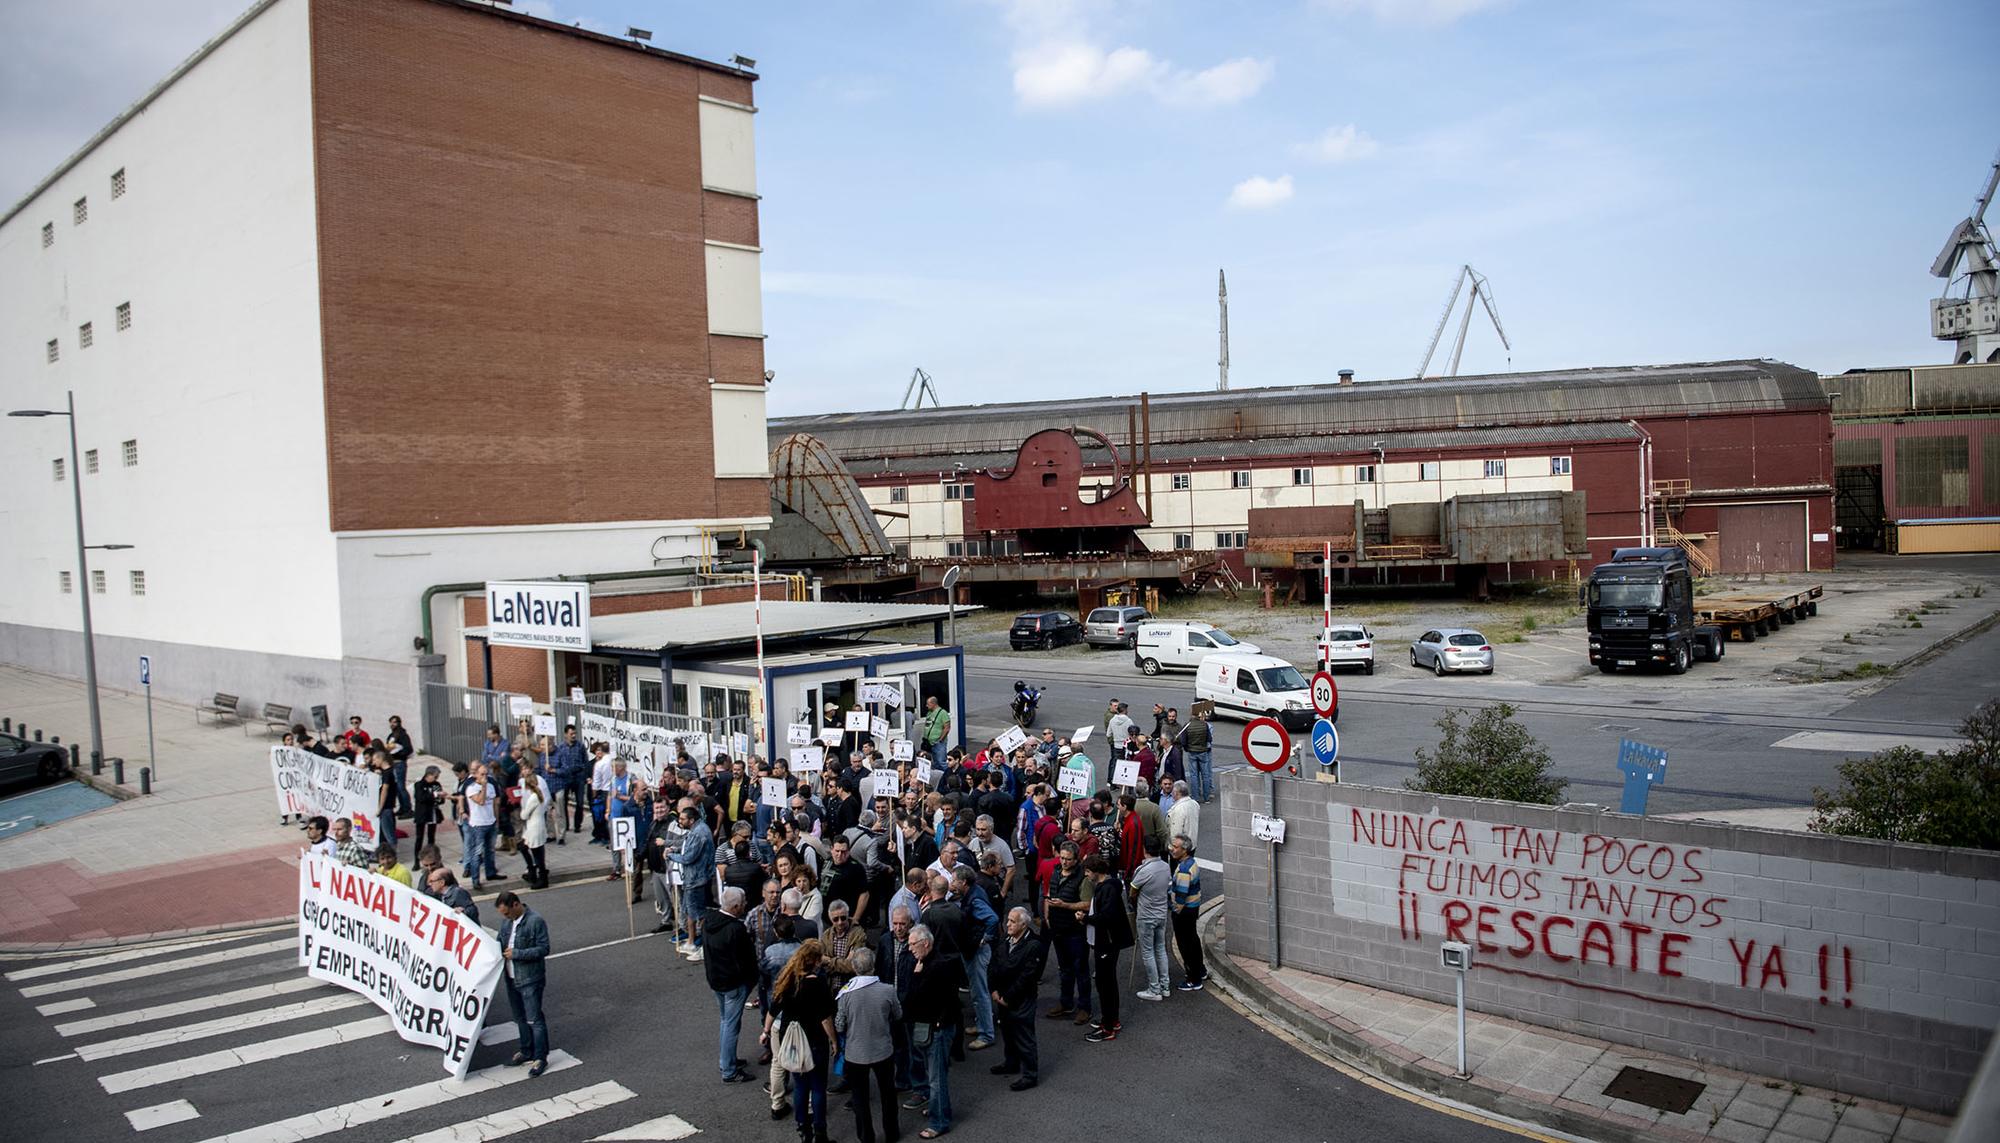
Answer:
[966, 620, 2000, 820]
[0, 880, 1518, 1143]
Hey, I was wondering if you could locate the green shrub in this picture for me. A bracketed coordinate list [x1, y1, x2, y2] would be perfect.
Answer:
[1810, 700, 1999, 850]
[1406, 703, 1568, 805]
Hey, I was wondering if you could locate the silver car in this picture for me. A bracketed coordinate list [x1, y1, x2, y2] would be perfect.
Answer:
[1412, 628, 1494, 676]
[1318, 626, 1376, 674]
[1084, 605, 1151, 649]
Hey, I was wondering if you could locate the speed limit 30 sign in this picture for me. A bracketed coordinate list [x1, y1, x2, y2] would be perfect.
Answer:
[1241, 717, 1291, 773]
[1309, 670, 1337, 719]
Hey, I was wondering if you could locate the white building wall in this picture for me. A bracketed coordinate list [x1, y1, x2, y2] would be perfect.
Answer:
[0, 0, 339, 694]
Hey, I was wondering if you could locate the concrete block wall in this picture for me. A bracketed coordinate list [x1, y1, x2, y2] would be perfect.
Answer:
[1221, 773, 2000, 1113]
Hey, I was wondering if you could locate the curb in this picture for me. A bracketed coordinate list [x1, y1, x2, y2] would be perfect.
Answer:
[1196, 902, 1667, 1143]
[69, 767, 142, 802]
[1840, 603, 2000, 699]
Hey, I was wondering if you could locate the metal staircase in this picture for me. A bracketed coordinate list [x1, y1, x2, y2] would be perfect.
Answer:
[1650, 480, 1716, 576]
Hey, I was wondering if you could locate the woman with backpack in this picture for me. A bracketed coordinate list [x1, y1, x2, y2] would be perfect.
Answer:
[763, 940, 837, 1143]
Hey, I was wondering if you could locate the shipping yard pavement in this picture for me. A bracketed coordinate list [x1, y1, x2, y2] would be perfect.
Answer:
[0, 882, 1526, 1143]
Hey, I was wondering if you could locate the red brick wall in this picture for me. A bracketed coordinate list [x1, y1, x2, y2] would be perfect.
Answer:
[309, 0, 761, 530]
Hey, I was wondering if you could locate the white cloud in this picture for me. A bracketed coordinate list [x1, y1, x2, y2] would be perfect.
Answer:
[1013, 41, 1163, 106]
[1315, 0, 1500, 26]
[1164, 57, 1276, 107]
[1001, 1, 1272, 110]
[1293, 124, 1381, 163]
[1227, 174, 1294, 210]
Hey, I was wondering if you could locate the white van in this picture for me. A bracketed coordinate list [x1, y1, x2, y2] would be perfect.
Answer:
[1131, 621, 1262, 675]
[1194, 653, 1322, 731]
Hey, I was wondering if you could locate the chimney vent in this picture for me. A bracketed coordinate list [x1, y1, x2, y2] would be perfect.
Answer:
[1338, 369, 1355, 386]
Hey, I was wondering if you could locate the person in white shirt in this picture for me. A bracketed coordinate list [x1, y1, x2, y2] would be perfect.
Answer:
[1166, 780, 1200, 851]
[304, 816, 336, 859]
[968, 815, 1016, 900]
[588, 742, 615, 847]
[464, 762, 500, 890]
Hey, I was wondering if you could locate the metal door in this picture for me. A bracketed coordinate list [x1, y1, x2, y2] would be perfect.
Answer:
[1716, 504, 1805, 573]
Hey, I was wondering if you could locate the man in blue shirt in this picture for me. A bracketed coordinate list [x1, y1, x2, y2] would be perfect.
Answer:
[550, 726, 591, 840]
[668, 804, 716, 958]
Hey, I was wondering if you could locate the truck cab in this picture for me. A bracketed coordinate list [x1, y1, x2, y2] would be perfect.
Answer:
[1584, 547, 1723, 674]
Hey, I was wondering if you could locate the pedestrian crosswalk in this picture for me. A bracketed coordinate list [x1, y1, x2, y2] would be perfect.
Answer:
[1, 929, 704, 1142]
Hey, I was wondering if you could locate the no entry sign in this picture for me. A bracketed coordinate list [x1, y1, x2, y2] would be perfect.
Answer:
[1310, 671, 1337, 719]
[1241, 717, 1291, 773]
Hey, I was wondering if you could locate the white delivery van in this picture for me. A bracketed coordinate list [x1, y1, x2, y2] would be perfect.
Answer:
[1194, 653, 1322, 730]
[1131, 621, 1262, 675]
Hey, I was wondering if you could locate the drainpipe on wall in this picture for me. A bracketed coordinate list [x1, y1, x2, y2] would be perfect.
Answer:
[1627, 420, 1655, 547]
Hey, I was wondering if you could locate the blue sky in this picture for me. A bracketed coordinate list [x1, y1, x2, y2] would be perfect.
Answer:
[6, 0, 1995, 416]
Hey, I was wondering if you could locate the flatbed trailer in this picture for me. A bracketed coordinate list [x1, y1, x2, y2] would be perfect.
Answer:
[1695, 584, 1823, 642]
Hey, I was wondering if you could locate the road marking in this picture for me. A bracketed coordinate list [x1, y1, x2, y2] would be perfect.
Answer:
[33, 1052, 77, 1065]
[56, 977, 322, 1037]
[405, 1081, 637, 1143]
[19, 937, 296, 998]
[1770, 730, 1964, 754]
[5, 934, 243, 981]
[76, 994, 371, 1061]
[550, 932, 662, 961]
[35, 997, 95, 1016]
[98, 1018, 517, 1094]
[592, 1112, 701, 1141]
[189, 1049, 581, 1143]
[127, 1099, 201, 1132]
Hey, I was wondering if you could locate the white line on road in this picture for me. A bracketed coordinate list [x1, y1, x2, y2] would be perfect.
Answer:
[4, 934, 244, 982]
[35, 997, 94, 1016]
[591, 1112, 701, 1141]
[550, 932, 662, 961]
[404, 1080, 637, 1143]
[1770, 730, 1965, 755]
[33, 1052, 77, 1065]
[56, 977, 323, 1037]
[97, 1018, 517, 1094]
[76, 994, 371, 1061]
[19, 937, 295, 998]
[189, 1049, 581, 1143]
[127, 1099, 202, 1132]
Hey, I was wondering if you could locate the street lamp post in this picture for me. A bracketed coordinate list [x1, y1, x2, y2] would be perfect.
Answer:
[9, 391, 126, 771]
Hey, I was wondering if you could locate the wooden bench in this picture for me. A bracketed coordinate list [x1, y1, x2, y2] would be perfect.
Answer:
[253, 703, 294, 738]
[196, 693, 242, 726]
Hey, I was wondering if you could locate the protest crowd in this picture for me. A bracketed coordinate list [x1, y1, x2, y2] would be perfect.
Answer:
[289, 695, 1217, 1142]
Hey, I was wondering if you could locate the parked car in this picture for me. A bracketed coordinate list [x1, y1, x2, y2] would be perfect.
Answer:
[0, 731, 71, 786]
[1084, 606, 1151, 649]
[1009, 611, 1083, 651]
[1318, 625, 1376, 674]
[1412, 628, 1495, 676]
[1194, 652, 1321, 730]
[1132, 621, 1262, 675]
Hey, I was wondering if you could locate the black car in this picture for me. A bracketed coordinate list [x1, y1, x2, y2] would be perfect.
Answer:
[0, 731, 71, 786]
[1009, 611, 1083, 651]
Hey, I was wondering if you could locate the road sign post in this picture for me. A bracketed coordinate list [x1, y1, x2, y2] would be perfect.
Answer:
[1309, 670, 1337, 721]
[611, 817, 637, 937]
[1240, 716, 1292, 969]
[139, 655, 156, 783]
[1311, 716, 1339, 782]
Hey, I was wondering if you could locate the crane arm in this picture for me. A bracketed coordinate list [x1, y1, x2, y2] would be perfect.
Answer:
[1475, 276, 1512, 352]
[1418, 266, 1470, 378]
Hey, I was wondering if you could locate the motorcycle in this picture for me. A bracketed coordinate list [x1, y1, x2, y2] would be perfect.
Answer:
[1010, 680, 1042, 729]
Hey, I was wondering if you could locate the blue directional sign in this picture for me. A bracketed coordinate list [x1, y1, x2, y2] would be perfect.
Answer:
[1615, 738, 1668, 815]
[1311, 717, 1340, 770]
[138, 655, 151, 686]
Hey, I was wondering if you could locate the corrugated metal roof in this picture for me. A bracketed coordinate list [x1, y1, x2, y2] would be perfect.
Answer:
[772, 359, 1823, 468]
[469, 601, 969, 655]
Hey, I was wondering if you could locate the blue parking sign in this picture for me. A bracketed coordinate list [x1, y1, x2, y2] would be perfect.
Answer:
[1311, 717, 1339, 768]
[138, 655, 151, 686]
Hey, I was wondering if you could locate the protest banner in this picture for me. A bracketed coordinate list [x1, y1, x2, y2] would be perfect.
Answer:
[787, 723, 812, 746]
[271, 746, 383, 842]
[297, 851, 501, 1078]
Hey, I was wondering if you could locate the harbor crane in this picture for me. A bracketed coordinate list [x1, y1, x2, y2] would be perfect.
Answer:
[901, 367, 941, 410]
[1418, 264, 1511, 378]
[1931, 148, 2000, 364]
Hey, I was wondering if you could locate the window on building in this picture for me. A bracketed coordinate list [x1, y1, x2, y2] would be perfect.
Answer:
[994, 537, 1020, 556]
[84, 448, 99, 474]
[116, 302, 131, 331]
[637, 679, 663, 713]
[73, 197, 87, 225]
[1172, 533, 1194, 550]
[1419, 461, 1441, 480]
[47, 339, 59, 363]
[943, 481, 975, 501]
[111, 168, 126, 198]
[42, 222, 53, 248]
[1230, 470, 1252, 489]
[946, 541, 965, 557]
[52, 458, 65, 482]
[1896, 436, 1970, 508]
[892, 543, 911, 559]
[1355, 464, 1375, 483]
[1550, 456, 1572, 476]
[91, 570, 106, 594]
[670, 683, 688, 715]
[1484, 459, 1506, 478]
[889, 485, 907, 503]
[79, 322, 93, 349]
[130, 570, 146, 596]
[1171, 472, 1191, 491]
[1214, 531, 1247, 549]
[122, 439, 138, 466]
[59, 571, 73, 594]
[1292, 467, 1313, 486]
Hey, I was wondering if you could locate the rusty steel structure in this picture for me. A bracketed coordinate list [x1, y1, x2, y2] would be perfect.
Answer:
[766, 432, 895, 562]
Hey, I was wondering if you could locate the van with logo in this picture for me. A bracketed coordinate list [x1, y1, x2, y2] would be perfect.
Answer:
[1131, 621, 1261, 675]
[1193, 652, 1322, 731]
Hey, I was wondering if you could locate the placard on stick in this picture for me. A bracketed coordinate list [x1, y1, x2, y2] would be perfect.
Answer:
[761, 777, 788, 808]
[843, 710, 870, 732]
[1071, 726, 1093, 744]
[889, 738, 915, 763]
[1112, 759, 1141, 788]
[994, 725, 1029, 753]
[508, 695, 533, 720]
[1057, 760, 1092, 797]
[872, 770, 900, 798]
[790, 746, 825, 773]
[787, 723, 812, 747]
[819, 727, 844, 748]
[532, 714, 557, 737]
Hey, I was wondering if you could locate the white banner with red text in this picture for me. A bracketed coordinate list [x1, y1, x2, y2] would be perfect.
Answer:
[271, 746, 385, 845]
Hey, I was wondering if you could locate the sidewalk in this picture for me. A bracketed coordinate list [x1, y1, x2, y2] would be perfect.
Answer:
[0, 665, 632, 949]
[1199, 908, 1958, 1143]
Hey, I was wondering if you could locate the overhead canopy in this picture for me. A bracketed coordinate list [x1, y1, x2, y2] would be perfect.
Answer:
[469, 600, 972, 657]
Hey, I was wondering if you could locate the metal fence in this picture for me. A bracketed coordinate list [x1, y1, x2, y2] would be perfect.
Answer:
[552, 698, 754, 764]
[421, 682, 519, 763]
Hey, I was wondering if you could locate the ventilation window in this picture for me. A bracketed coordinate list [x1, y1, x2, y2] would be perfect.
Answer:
[79, 322, 93, 349]
[111, 168, 127, 198]
[73, 197, 88, 225]
[1551, 456, 1572, 476]
[47, 339, 59, 363]
[1230, 470, 1252, 489]
[1173, 533, 1194, 550]
[85, 448, 99, 474]
[130, 570, 146, 596]
[1355, 464, 1375, 483]
[1171, 473, 1191, 491]
[53, 457, 66, 481]
[1419, 461, 1441, 480]
[59, 571, 73, 594]
[889, 485, 908, 503]
[91, 569, 106, 594]
[116, 302, 132, 331]
[122, 439, 138, 466]
[1291, 467, 1313, 486]
[42, 222, 54, 247]
[1214, 531, 1247, 549]
[1484, 459, 1506, 478]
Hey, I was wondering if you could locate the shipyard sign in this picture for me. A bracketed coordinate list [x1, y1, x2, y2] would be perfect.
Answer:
[485, 581, 590, 651]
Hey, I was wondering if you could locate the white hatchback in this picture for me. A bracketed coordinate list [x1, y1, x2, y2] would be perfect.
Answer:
[1317, 626, 1376, 675]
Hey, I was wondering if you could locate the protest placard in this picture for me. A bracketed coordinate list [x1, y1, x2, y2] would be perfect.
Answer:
[858, 678, 901, 706]
[994, 725, 1028, 753]
[270, 746, 382, 842]
[611, 816, 636, 853]
[787, 723, 811, 746]
[1113, 759, 1141, 788]
[609, 692, 626, 711]
[297, 851, 501, 1078]
[508, 694, 533, 720]
[1058, 759, 1093, 797]
[870, 716, 891, 742]
[569, 686, 585, 703]
[531, 714, 556, 737]
[761, 777, 788, 808]
[889, 738, 915, 763]
[872, 770, 900, 798]
[790, 746, 824, 773]
[1072, 726, 1093, 744]
[843, 709, 870, 732]
[915, 759, 935, 788]
[819, 727, 844, 748]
